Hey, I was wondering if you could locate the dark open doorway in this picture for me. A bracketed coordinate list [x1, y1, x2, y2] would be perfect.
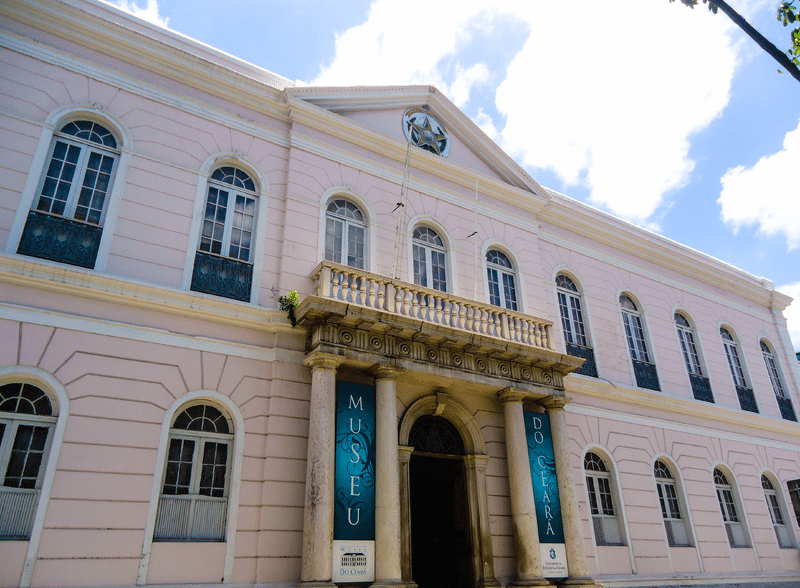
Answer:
[409, 415, 475, 588]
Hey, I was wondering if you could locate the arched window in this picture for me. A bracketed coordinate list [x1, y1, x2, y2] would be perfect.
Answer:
[0, 383, 57, 539]
[654, 460, 692, 546]
[486, 250, 517, 310]
[720, 327, 757, 413]
[584, 452, 624, 545]
[18, 120, 120, 269]
[412, 226, 447, 292]
[762, 474, 794, 548]
[619, 294, 659, 391]
[714, 468, 749, 547]
[154, 404, 233, 541]
[761, 340, 796, 421]
[675, 312, 713, 402]
[325, 199, 366, 269]
[191, 166, 258, 302]
[556, 274, 597, 377]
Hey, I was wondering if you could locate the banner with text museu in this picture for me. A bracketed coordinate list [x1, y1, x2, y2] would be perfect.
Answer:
[524, 411, 569, 578]
[332, 381, 375, 583]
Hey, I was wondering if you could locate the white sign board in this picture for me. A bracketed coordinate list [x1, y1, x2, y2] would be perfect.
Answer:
[332, 540, 375, 583]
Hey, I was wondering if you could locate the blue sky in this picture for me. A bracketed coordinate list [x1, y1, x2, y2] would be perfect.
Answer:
[112, 0, 800, 351]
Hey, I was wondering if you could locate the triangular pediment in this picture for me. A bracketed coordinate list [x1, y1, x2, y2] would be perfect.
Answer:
[285, 85, 550, 201]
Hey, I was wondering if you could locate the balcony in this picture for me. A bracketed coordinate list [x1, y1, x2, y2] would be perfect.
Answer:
[632, 359, 660, 391]
[777, 396, 797, 421]
[297, 262, 584, 390]
[689, 374, 714, 403]
[17, 210, 102, 269]
[565, 343, 598, 377]
[736, 386, 759, 413]
[190, 251, 253, 302]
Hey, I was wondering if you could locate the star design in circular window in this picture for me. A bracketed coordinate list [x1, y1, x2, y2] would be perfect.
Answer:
[402, 108, 451, 157]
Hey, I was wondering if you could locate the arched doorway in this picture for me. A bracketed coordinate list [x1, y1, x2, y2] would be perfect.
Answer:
[409, 415, 475, 588]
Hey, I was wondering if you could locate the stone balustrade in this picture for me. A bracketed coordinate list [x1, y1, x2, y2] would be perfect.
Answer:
[310, 261, 554, 351]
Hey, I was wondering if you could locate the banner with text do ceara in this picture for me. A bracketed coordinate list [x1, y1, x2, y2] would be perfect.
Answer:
[523, 411, 568, 579]
[332, 382, 375, 583]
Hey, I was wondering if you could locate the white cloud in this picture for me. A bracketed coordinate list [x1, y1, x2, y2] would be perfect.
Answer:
[777, 281, 800, 352]
[718, 118, 800, 249]
[313, 0, 739, 226]
[109, 0, 169, 28]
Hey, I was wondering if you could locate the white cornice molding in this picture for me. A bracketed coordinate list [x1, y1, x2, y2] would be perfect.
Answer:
[1, 0, 292, 122]
[539, 193, 784, 311]
[566, 375, 800, 449]
[0, 254, 295, 334]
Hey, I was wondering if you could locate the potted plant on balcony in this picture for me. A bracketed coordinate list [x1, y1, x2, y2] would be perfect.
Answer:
[278, 290, 299, 327]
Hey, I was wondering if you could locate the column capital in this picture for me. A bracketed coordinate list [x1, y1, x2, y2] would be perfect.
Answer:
[498, 388, 527, 404]
[398, 445, 414, 464]
[538, 395, 571, 411]
[369, 363, 405, 380]
[303, 351, 345, 371]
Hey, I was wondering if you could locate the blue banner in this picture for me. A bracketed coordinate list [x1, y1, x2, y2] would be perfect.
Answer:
[523, 411, 565, 544]
[334, 382, 375, 540]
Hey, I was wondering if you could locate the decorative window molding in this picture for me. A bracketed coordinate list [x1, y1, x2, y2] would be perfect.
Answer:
[761, 340, 796, 421]
[190, 166, 259, 302]
[486, 249, 518, 310]
[675, 312, 713, 402]
[619, 294, 659, 391]
[412, 226, 448, 292]
[0, 383, 56, 540]
[720, 327, 757, 413]
[762, 474, 794, 548]
[654, 460, 692, 547]
[16, 118, 123, 270]
[584, 451, 624, 546]
[325, 199, 367, 269]
[154, 403, 233, 542]
[557, 274, 597, 377]
[713, 467, 749, 548]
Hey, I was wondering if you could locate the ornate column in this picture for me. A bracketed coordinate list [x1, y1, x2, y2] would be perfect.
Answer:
[370, 364, 405, 588]
[498, 389, 548, 586]
[539, 396, 598, 588]
[301, 352, 345, 587]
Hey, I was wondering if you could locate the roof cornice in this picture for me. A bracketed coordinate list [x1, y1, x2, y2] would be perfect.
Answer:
[1, 0, 293, 121]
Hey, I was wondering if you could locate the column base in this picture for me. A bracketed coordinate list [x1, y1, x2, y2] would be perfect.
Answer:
[301, 582, 337, 588]
[511, 577, 551, 586]
[557, 576, 602, 588]
[478, 579, 502, 588]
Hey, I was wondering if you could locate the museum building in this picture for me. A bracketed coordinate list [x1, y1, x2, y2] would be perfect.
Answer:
[2, 1, 800, 587]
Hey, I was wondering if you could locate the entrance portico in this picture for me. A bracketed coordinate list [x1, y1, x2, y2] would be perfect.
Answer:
[296, 261, 598, 588]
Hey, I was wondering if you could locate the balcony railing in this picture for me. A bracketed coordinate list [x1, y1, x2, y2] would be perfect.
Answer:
[0, 487, 38, 539]
[154, 495, 227, 542]
[632, 359, 660, 391]
[191, 251, 253, 302]
[777, 396, 797, 421]
[310, 262, 554, 352]
[565, 343, 598, 377]
[689, 374, 714, 403]
[736, 386, 759, 413]
[17, 210, 101, 269]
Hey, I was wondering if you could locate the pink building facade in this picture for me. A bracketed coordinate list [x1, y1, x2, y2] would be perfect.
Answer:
[1, 1, 800, 587]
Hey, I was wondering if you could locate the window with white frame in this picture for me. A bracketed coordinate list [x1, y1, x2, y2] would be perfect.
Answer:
[762, 474, 793, 548]
[325, 199, 366, 269]
[760, 340, 796, 420]
[714, 468, 748, 547]
[654, 460, 691, 546]
[556, 274, 597, 377]
[0, 383, 56, 539]
[486, 250, 517, 310]
[18, 120, 120, 269]
[191, 166, 258, 302]
[412, 226, 447, 292]
[620, 294, 660, 390]
[154, 404, 233, 542]
[675, 312, 713, 402]
[199, 167, 257, 261]
[721, 327, 758, 412]
[584, 452, 624, 546]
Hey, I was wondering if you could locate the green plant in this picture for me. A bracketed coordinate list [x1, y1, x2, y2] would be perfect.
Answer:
[278, 290, 299, 326]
